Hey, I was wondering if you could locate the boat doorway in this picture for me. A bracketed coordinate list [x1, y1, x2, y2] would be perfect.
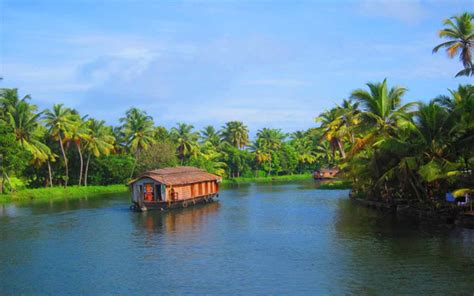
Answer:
[155, 184, 164, 201]
[144, 183, 154, 201]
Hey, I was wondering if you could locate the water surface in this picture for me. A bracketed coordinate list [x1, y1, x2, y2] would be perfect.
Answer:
[1, 181, 473, 295]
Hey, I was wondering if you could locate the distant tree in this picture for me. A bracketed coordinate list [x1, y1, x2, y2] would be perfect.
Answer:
[83, 119, 115, 186]
[69, 114, 91, 186]
[0, 122, 29, 192]
[154, 126, 170, 142]
[137, 142, 178, 174]
[254, 128, 286, 175]
[170, 123, 199, 165]
[43, 104, 75, 187]
[119, 108, 156, 178]
[221, 121, 249, 149]
[0, 89, 52, 165]
[200, 125, 221, 147]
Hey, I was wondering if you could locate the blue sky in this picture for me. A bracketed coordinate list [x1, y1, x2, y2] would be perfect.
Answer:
[1, 0, 472, 133]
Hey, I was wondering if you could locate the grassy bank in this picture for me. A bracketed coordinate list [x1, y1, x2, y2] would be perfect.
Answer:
[222, 174, 312, 184]
[0, 184, 129, 203]
[317, 180, 352, 190]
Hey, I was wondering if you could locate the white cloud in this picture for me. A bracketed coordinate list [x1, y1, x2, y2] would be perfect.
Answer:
[358, 0, 426, 24]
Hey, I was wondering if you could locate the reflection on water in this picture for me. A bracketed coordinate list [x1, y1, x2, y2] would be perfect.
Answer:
[132, 202, 220, 235]
[0, 181, 473, 295]
[333, 199, 474, 294]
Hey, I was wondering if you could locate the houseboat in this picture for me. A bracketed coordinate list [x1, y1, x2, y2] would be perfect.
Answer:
[313, 168, 339, 180]
[130, 166, 221, 211]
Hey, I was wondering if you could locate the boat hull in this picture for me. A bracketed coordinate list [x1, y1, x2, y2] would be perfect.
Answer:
[131, 194, 218, 211]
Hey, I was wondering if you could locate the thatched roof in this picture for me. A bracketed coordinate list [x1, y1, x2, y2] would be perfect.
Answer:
[131, 166, 221, 186]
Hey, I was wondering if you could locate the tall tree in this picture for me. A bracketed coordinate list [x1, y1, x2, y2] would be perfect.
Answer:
[433, 12, 474, 77]
[255, 128, 286, 175]
[170, 123, 199, 165]
[200, 125, 221, 147]
[1, 90, 51, 164]
[69, 115, 91, 186]
[316, 108, 346, 159]
[221, 121, 249, 149]
[43, 104, 75, 187]
[119, 108, 156, 178]
[83, 119, 115, 186]
[350, 79, 414, 154]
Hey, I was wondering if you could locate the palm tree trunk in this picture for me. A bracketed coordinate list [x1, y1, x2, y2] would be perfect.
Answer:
[0, 173, 4, 194]
[76, 142, 84, 186]
[47, 160, 53, 187]
[337, 140, 346, 159]
[58, 136, 68, 187]
[84, 153, 91, 187]
[4, 172, 12, 192]
[130, 149, 140, 179]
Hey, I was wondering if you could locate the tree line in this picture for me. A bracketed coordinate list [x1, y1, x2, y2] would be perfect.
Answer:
[0, 91, 332, 192]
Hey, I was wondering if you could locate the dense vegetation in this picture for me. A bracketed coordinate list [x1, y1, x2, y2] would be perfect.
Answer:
[0, 12, 472, 206]
[0, 93, 329, 192]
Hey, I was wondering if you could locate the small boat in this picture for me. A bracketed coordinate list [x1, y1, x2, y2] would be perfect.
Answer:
[313, 168, 339, 180]
[129, 166, 221, 211]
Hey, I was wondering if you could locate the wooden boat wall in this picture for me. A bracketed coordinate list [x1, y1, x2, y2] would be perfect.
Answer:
[129, 166, 221, 211]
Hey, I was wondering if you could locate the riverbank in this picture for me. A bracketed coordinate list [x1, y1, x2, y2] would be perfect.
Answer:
[351, 197, 474, 229]
[221, 174, 312, 184]
[0, 184, 129, 204]
[316, 180, 352, 190]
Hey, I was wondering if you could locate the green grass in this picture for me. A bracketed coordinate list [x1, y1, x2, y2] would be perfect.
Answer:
[222, 174, 312, 184]
[316, 180, 352, 190]
[0, 184, 129, 204]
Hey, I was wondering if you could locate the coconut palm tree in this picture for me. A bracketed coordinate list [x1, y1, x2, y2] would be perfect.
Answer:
[191, 142, 227, 176]
[255, 128, 286, 175]
[435, 84, 474, 111]
[350, 79, 415, 154]
[2, 94, 51, 164]
[316, 108, 346, 159]
[314, 141, 334, 167]
[336, 99, 360, 145]
[433, 12, 474, 76]
[250, 140, 270, 176]
[200, 125, 221, 147]
[0, 88, 31, 115]
[69, 115, 91, 185]
[170, 123, 199, 165]
[0, 91, 58, 187]
[291, 136, 316, 173]
[120, 107, 156, 178]
[221, 121, 249, 149]
[83, 119, 115, 186]
[43, 104, 75, 187]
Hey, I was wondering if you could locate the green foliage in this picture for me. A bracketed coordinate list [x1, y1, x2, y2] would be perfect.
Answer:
[222, 173, 312, 185]
[221, 121, 250, 149]
[170, 123, 199, 164]
[317, 180, 352, 190]
[88, 155, 135, 185]
[136, 142, 178, 174]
